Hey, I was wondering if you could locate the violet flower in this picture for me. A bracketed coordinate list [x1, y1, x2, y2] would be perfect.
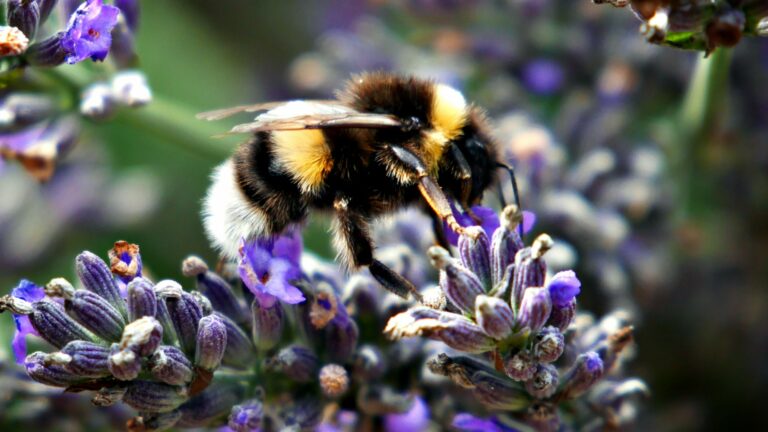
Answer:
[10, 279, 45, 363]
[445, 203, 536, 245]
[238, 229, 305, 306]
[383, 396, 430, 432]
[547, 270, 581, 308]
[61, 0, 120, 64]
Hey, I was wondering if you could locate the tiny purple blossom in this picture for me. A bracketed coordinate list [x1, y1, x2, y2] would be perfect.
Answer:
[547, 270, 581, 308]
[446, 204, 536, 245]
[10, 280, 45, 363]
[522, 59, 564, 95]
[61, 0, 120, 64]
[384, 396, 429, 432]
[238, 231, 305, 306]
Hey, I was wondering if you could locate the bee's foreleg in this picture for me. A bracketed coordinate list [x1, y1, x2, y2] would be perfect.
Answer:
[333, 195, 420, 301]
[387, 146, 468, 237]
[445, 143, 474, 210]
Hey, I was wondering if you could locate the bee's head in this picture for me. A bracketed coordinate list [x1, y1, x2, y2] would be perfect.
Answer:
[444, 107, 499, 205]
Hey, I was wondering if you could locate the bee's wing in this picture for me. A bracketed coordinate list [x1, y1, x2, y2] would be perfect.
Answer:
[196, 100, 338, 121]
[222, 100, 402, 134]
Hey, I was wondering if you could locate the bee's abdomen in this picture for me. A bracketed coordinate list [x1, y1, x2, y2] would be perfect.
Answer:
[234, 132, 308, 231]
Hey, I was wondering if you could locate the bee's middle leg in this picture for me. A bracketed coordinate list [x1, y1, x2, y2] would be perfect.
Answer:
[333, 195, 420, 301]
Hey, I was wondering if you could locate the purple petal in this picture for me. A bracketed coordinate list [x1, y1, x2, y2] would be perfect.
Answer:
[272, 229, 302, 265]
[522, 59, 564, 95]
[10, 280, 45, 364]
[62, 0, 120, 64]
[522, 211, 536, 234]
[547, 270, 581, 308]
[264, 260, 305, 304]
[445, 204, 500, 245]
[384, 396, 429, 432]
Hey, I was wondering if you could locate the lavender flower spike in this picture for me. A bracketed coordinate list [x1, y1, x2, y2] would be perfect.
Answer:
[61, 0, 120, 64]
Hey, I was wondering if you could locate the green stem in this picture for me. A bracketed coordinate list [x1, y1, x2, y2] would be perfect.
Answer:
[35, 66, 236, 160]
[117, 97, 236, 160]
[672, 48, 733, 220]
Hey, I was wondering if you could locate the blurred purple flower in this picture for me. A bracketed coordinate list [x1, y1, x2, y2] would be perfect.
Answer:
[452, 413, 519, 432]
[238, 230, 305, 306]
[547, 270, 581, 308]
[62, 0, 120, 64]
[522, 59, 564, 95]
[384, 396, 429, 432]
[10, 280, 45, 363]
[446, 204, 536, 245]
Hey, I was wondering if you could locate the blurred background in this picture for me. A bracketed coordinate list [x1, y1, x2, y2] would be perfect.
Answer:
[1, 0, 767, 430]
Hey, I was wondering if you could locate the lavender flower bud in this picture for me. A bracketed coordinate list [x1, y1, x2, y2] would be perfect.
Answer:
[353, 345, 386, 380]
[175, 384, 241, 428]
[123, 381, 188, 413]
[427, 353, 499, 388]
[525, 364, 559, 399]
[428, 246, 484, 314]
[265, 345, 319, 382]
[511, 234, 552, 308]
[80, 83, 115, 120]
[319, 364, 350, 398]
[431, 317, 496, 353]
[120, 316, 163, 357]
[251, 295, 284, 350]
[44, 277, 75, 298]
[127, 277, 157, 321]
[517, 287, 552, 333]
[30, 300, 95, 348]
[229, 399, 263, 432]
[472, 371, 531, 411]
[7, 0, 40, 42]
[167, 291, 203, 355]
[183, 256, 247, 324]
[66, 289, 126, 342]
[458, 226, 492, 287]
[116, 0, 140, 30]
[131, 411, 182, 432]
[24, 32, 65, 66]
[279, 398, 322, 431]
[154, 280, 181, 345]
[215, 312, 254, 369]
[325, 313, 359, 362]
[109, 17, 137, 69]
[533, 326, 565, 363]
[191, 291, 213, 316]
[504, 350, 537, 381]
[109, 343, 142, 381]
[25, 351, 82, 387]
[0, 25, 29, 58]
[474, 295, 514, 340]
[491, 205, 525, 285]
[559, 351, 605, 399]
[150, 345, 194, 386]
[92, 386, 127, 407]
[50, 340, 110, 378]
[76, 251, 127, 319]
[0, 94, 55, 130]
[194, 314, 227, 371]
[547, 301, 576, 331]
[547, 270, 581, 308]
[112, 70, 152, 107]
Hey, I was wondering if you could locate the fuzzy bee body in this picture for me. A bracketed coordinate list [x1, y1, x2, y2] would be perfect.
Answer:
[202, 73, 501, 299]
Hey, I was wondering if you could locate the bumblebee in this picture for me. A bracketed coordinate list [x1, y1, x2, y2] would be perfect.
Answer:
[199, 72, 516, 300]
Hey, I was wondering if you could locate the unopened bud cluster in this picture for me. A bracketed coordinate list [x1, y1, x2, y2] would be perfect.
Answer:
[385, 205, 643, 429]
[594, 0, 768, 51]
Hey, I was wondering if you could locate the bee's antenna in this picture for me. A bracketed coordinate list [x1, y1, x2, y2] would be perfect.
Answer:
[496, 163, 523, 236]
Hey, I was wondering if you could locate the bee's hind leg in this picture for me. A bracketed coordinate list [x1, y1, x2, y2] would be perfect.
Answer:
[333, 195, 421, 301]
